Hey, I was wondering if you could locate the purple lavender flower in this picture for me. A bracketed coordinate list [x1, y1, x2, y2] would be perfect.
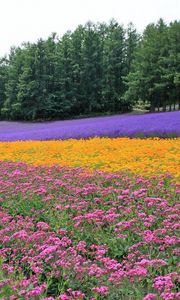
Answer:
[0, 111, 179, 141]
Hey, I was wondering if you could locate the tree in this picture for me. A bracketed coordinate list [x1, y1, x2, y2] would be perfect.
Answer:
[161, 21, 180, 110]
[16, 35, 58, 120]
[54, 31, 75, 117]
[70, 25, 85, 115]
[2, 47, 25, 119]
[124, 23, 139, 74]
[123, 19, 171, 112]
[0, 57, 8, 116]
[81, 22, 103, 113]
[0, 19, 179, 120]
[102, 20, 126, 112]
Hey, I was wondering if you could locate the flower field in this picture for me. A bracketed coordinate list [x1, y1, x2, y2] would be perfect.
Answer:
[0, 111, 180, 141]
[0, 116, 180, 300]
[0, 138, 180, 179]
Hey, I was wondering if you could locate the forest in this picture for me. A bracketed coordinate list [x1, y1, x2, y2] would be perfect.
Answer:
[0, 18, 179, 121]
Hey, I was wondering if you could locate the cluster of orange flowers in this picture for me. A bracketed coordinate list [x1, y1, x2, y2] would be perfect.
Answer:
[0, 137, 179, 179]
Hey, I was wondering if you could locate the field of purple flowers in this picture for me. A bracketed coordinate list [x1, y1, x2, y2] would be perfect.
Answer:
[0, 111, 179, 141]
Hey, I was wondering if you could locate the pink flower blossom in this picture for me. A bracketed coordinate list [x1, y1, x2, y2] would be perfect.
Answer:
[92, 286, 109, 295]
[142, 293, 156, 300]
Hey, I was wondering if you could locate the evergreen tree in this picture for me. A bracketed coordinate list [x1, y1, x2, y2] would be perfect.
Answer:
[81, 22, 103, 113]
[124, 23, 139, 74]
[0, 19, 179, 120]
[162, 21, 180, 110]
[2, 47, 25, 119]
[70, 25, 85, 115]
[0, 57, 8, 115]
[123, 19, 171, 112]
[54, 31, 75, 117]
[102, 20, 125, 112]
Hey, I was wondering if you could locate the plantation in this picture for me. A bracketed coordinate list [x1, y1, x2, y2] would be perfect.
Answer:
[0, 161, 180, 300]
[0, 111, 180, 141]
[0, 137, 180, 179]
[0, 112, 180, 300]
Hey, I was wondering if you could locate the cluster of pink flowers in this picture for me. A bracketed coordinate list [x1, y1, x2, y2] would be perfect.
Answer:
[0, 161, 179, 299]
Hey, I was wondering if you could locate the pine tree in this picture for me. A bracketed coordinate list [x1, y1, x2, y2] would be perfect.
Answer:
[2, 47, 25, 119]
[81, 22, 103, 113]
[102, 20, 125, 112]
[0, 57, 8, 116]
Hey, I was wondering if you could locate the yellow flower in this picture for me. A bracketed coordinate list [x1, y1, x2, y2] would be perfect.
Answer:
[0, 137, 179, 179]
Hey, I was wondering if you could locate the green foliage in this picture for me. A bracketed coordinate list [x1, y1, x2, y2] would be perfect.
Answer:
[102, 20, 126, 111]
[123, 19, 180, 111]
[0, 19, 179, 120]
[0, 57, 8, 115]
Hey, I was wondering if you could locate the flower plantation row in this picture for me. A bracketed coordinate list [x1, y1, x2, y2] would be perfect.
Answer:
[0, 137, 180, 179]
[0, 161, 179, 300]
[1, 112, 180, 141]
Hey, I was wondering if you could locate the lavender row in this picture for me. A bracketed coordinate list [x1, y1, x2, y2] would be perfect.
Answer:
[0, 111, 179, 141]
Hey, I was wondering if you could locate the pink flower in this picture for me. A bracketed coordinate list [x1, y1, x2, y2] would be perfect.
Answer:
[164, 236, 178, 245]
[0, 279, 10, 288]
[28, 288, 42, 296]
[92, 286, 109, 295]
[31, 265, 43, 273]
[59, 228, 67, 235]
[10, 296, 19, 300]
[37, 221, 50, 230]
[12, 230, 28, 240]
[59, 294, 72, 300]
[143, 230, 156, 243]
[160, 292, 177, 300]
[76, 241, 86, 252]
[153, 275, 174, 291]
[122, 189, 130, 195]
[137, 259, 167, 268]
[19, 290, 27, 296]
[142, 293, 156, 300]
[71, 290, 85, 299]
[128, 267, 148, 277]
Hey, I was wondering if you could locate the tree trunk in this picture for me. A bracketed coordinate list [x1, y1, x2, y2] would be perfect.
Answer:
[150, 102, 155, 112]
[163, 102, 166, 112]
[173, 102, 176, 110]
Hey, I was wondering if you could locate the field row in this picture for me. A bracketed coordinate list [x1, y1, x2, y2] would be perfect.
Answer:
[0, 161, 179, 299]
[0, 136, 180, 299]
[0, 138, 180, 179]
[0, 111, 180, 141]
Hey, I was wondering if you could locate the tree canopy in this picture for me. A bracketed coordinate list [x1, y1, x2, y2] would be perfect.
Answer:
[0, 19, 179, 120]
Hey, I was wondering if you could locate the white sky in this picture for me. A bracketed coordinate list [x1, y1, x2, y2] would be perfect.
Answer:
[0, 0, 179, 56]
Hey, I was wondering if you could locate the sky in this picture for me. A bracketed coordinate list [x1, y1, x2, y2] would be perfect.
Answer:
[0, 0, 179, 56]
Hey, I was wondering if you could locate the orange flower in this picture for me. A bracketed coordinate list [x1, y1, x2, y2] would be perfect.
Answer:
[0, 137, 179, 179]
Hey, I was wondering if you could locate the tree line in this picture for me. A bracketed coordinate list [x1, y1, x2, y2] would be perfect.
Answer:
[0, 19, 179, 121]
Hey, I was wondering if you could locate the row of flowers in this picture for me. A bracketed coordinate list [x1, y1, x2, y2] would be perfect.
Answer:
[0, 137, 179, 179]
[0, 161, 179, 299]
